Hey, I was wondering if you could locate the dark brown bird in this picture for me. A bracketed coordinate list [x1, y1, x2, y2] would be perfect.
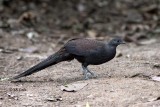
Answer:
[10, 38, 125, 80]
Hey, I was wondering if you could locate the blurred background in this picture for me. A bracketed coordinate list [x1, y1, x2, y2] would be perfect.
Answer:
[0, 0, 159, 48]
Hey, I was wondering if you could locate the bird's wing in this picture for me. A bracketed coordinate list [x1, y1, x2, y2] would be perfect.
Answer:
[64, 38, 104, 56]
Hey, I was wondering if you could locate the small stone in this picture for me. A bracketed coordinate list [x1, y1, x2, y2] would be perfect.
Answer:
[26, 32, 39, 40]
[17, 56, 23, 60]
[153, 63, 160, 68]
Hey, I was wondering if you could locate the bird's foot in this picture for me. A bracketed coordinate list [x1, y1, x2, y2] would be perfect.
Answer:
[87, 71, 97, 78]
[91, 73, 97, 78]
[84, 73, 91, 80]
[84, 72, 97, 80]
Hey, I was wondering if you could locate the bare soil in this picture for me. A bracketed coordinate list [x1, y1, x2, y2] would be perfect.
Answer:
[0, 34, 160, 107]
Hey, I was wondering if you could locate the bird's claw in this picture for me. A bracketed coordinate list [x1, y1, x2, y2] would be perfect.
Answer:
[84, 72, 97, 80]
[88, 71, 97, 78]
[91, 73, 97, 78]
[84, 73, 91, 80]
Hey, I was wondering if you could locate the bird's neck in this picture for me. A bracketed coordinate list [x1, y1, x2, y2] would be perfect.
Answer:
[105, 44, 117, 57]
[107, 44, 117, 50]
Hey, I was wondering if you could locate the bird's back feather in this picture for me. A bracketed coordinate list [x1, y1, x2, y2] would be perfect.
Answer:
[65, 38, 105, 56]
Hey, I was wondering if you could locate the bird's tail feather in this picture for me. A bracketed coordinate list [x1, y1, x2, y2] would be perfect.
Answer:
[10, 48, 72, 80]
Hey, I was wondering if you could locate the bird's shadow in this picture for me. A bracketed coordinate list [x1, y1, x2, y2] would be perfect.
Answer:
[10, 76, 84, 84]
[10, 73, 112, 84]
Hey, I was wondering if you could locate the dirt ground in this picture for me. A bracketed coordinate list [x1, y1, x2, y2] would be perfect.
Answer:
[0, 0, 160, 107]
[0, 34, 160, 107]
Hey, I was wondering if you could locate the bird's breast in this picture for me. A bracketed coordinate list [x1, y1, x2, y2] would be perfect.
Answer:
[85, 48, 116, 65]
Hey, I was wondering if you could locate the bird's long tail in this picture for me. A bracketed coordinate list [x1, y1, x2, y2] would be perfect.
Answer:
[9, 48, 73, 80]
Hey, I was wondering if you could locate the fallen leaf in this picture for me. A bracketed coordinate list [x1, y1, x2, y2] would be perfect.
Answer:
[18, 11, 38, 26]
[7, 93, 18, 100]
[153, 63, 160, 68]
[1, 50, 13, 54]
[139, 39, 157, 45]
[0, 77, 10, 81]
[24, 54, 47, 60]
[130, 73, 150, 78]
[151, 76, 160, 82]
[18, 47, 39, 53]
[60, 83, 88, 92]
[148, 96, 160, 102]
[45, 96, 62, 102]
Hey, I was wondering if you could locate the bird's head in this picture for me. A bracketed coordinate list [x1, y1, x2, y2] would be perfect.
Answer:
[108, 38, 125, 47]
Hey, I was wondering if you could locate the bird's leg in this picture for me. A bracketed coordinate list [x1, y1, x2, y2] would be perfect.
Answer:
[82, 65, 97, 79]
[80, 67, 85, 75]
[82, 65, 90, 80]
